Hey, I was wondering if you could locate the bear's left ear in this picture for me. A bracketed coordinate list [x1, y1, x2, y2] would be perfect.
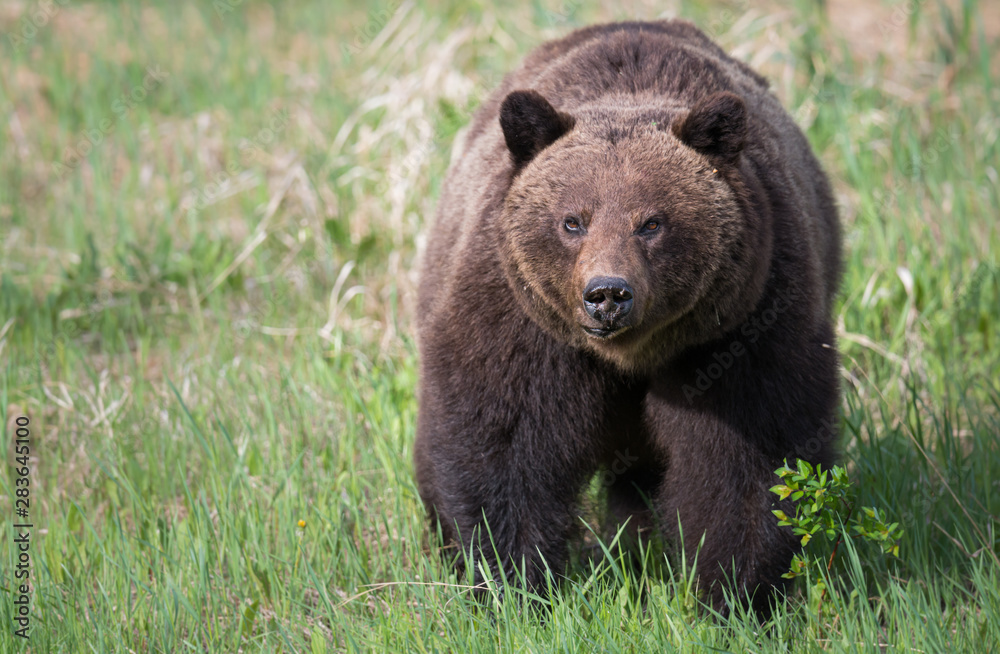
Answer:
[672, 91, 747, 164]
[500, 90, 575, 168]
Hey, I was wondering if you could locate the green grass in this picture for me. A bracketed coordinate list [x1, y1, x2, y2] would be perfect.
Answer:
[1, 0, 998, 651]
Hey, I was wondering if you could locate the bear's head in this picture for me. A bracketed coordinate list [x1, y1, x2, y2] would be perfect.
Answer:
[497, 89, 773, 371]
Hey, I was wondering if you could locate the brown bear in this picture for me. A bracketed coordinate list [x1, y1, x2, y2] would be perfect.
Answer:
[414, 19, 841, 616]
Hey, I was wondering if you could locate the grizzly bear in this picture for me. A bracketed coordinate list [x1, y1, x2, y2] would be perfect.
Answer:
[414, 19, 841, 616]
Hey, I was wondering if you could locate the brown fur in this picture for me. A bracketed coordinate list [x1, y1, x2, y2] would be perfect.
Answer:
[414, 20, 842, 616]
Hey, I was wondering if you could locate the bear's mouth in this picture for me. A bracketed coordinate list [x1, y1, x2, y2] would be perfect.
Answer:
[582, 325, 629, 339]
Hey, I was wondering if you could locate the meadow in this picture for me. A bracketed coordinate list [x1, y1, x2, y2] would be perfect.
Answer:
[1, 0, 998, 651]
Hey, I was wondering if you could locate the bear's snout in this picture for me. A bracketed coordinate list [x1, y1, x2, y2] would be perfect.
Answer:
[582, 276, 634, 331]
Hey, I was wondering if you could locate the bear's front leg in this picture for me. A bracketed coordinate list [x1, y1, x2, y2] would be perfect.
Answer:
[414, 330, 615, 597]
[645, 343, 839, 617]
[415, 430, 585, 595]
[648, 404, 799, 615]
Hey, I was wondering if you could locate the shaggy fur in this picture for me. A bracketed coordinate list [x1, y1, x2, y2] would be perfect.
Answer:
[414, 19, 842, 616]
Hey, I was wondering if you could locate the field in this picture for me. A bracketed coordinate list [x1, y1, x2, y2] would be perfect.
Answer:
[1, 0, 999, 651]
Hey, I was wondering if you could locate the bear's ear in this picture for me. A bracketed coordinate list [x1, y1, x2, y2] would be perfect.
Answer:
[672, 92, 747, 164]
[499, 90, 575, 168]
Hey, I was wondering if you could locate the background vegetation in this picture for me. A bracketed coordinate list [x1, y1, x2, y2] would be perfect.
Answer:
[1, 0, 998, 651]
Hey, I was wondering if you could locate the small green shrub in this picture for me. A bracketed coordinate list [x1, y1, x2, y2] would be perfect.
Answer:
[771, 460, 903, 603]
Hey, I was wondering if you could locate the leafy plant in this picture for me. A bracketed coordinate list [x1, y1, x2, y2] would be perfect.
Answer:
[770, 460, 903, 605]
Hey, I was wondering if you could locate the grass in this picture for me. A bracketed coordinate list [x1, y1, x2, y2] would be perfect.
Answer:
[0, 0, 998, 651]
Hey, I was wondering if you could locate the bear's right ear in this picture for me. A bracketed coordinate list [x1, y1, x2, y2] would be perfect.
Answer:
[499, 90, 575, 168]
[672, 91, 747, 165]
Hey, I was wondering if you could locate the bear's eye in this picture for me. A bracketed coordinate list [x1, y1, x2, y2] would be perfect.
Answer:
[641, 219, 661, 233]
[563, 216, 583, 233]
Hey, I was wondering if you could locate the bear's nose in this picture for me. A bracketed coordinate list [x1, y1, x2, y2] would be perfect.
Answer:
[583, 277, 634, 323]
